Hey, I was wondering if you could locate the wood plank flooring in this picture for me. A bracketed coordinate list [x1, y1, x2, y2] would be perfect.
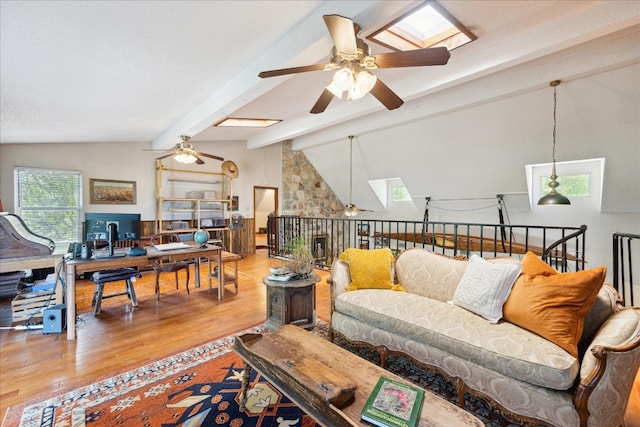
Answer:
[0, 249, 638, 426]
[0, 249, 331, 423]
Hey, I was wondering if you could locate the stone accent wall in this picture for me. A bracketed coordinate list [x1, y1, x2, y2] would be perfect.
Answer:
[281, 140, 344, 217]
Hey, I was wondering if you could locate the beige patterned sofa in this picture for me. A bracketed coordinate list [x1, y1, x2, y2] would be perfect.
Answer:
[328, 248, 640, 427]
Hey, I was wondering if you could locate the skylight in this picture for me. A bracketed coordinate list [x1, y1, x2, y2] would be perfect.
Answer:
[367, 1, 475, 52]
[215, 118, 281, 128]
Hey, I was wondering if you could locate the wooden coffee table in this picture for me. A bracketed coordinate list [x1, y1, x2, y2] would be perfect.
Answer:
[233, 324, 483, 427]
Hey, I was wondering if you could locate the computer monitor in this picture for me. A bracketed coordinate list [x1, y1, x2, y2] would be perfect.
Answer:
[85, 213, 141, 242]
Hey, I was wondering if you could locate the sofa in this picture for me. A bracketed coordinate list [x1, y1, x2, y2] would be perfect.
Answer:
[328, 247, 640, 427]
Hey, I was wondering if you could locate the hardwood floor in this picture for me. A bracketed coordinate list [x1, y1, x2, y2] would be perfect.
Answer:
[0, 249, 331, 423]
[0, 249, 638, 426]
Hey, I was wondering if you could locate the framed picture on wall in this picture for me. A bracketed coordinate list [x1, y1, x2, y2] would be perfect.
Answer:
[228, 195, 239, 211]
[357, 223, 370, 236]
[90, 179, 136, 204]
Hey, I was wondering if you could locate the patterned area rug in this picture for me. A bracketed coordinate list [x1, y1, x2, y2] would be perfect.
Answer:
[4, 321, 519, 426]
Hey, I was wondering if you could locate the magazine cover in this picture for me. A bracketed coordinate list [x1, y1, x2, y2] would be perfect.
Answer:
[361, 376, 424, 427]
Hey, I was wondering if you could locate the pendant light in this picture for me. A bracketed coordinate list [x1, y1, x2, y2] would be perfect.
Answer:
[344, 135, 358, 217]
[538, 80, 571, 206]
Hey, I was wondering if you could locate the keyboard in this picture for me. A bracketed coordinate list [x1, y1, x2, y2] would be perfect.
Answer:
[95, 253, 127, 259]
[152, 242, 192, 251]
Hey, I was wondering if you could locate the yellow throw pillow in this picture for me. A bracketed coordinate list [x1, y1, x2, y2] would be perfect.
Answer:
[503, 251, 606, 357]
[339, 248, 404, 292]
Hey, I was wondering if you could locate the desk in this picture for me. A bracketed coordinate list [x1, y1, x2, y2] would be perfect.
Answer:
[64, 243, 222, 340]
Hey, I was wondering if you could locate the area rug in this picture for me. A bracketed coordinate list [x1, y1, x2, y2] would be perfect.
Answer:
[5, 321, 519, 426]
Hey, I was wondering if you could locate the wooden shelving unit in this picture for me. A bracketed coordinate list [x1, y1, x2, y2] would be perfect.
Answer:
[155, 160, 233, 245]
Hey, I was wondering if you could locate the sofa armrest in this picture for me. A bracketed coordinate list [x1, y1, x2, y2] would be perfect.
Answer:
[574, 307, 640, 426]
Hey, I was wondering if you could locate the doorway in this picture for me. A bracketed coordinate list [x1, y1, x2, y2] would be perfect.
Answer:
[253, 186, 278, 250]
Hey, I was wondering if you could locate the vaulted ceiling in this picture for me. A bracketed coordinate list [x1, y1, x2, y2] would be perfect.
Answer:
[1, 1, 638, 151]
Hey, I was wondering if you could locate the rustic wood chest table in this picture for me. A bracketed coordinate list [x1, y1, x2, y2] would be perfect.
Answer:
[233, 324, 484, 427]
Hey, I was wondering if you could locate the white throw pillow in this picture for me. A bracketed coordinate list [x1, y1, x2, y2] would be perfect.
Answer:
[450, 254, 522, 323]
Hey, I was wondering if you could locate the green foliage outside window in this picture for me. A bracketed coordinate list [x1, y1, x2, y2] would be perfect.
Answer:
[392, 186, 412, 201]
[541, 174, 590, 197]
[15, 167, 82, 246]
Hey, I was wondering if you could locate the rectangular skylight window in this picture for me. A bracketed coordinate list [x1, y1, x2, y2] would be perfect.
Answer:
[215, 118, 281, 128]
[367, 1, 475, 52]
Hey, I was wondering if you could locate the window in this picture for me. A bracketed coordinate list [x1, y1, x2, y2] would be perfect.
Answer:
[367, 1, 476, 52]
[525, 158, 605, 210]
[369, 177, 414, 209]
[540, 174, 591, 198]
[14, 167, 83, 247]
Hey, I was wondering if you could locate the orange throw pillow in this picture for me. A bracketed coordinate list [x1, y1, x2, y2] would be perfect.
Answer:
[503, 252, 606, 357]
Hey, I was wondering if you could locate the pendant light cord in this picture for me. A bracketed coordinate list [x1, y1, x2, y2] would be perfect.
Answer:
[551, 80, 560, 175]
[348, 135, 354, 205]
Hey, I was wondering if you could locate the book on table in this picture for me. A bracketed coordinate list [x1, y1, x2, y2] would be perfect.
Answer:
[361, 376, 425, 427]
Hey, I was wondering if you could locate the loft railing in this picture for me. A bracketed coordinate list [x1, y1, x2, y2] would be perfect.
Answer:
[267, 216, 587, 273]
[613, 232, 639, 306]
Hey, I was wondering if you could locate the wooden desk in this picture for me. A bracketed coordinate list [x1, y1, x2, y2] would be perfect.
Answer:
[64, 243, 222, 340]
[233, 325, 483, 427]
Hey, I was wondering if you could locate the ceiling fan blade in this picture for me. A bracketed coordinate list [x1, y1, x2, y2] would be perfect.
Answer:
[155, 150, 176, 160]
[323, 15, 358, 56]
[369, 79, 404, 110]
[259, 64, 328, 78]
[310, 89, 335, 114]
[196, 152, 224, 162]
[372, 47, 450, 69]
[194, 155, 205, 165]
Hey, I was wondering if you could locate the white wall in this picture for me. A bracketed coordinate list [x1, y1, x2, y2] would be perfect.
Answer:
[0, 141, 283, 222]
[304, 64, 640, 281]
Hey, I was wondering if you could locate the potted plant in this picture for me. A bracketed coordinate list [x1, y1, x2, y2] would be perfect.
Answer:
[284, 235, 314, 277]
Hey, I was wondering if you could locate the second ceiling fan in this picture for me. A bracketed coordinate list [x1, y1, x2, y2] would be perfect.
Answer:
[259, 14, 451, 114]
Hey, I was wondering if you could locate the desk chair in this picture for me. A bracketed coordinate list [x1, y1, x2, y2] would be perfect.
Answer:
[90, 268, 140, 315]
[151, 234, 190, 299]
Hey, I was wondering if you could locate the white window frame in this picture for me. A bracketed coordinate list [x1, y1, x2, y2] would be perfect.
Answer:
[14, 166, 83, 247]
[525, 158, 605, 211]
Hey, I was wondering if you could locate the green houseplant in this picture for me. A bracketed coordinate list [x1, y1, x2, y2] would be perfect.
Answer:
[284, 235, 314, 277]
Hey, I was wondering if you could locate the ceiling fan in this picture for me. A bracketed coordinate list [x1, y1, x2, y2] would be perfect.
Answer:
[258, 15, 451, 114]
[156, 135, 224, 165]
[344, 135, 373, 217]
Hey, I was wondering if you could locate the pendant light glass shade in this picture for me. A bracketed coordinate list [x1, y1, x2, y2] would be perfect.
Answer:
[538, 80, 570, 206]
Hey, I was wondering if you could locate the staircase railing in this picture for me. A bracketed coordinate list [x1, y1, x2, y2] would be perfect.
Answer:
[613, 232, 640, 306]
[267, 216, 587, 272]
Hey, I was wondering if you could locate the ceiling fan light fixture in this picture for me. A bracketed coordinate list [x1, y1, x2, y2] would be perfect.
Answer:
[326, 81, 345, 98]
[348, 70, 377, 100]
[174, 151, 198, 164]
[344, 203, 358, 217]
[538, 80, 570, 206]
[333, 67, 354, 92]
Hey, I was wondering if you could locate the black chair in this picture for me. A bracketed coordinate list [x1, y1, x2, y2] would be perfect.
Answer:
[151, 234, 190, 300]
[90, 268, 140, 315]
